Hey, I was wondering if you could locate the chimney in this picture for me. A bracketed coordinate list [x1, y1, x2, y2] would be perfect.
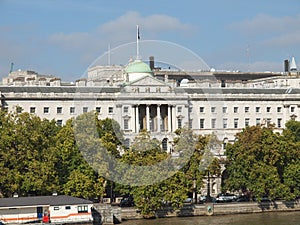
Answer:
[284, 59, 290, 72]
[149, 56, 154, 70]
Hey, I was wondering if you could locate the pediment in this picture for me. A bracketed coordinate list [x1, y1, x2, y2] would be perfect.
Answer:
[128, 75, 168, 87]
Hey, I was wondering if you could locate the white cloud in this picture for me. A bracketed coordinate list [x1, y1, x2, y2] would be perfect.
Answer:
[47, 11, 196, 64]
[219, 61, 284, 72]
[228, 14, 300, 50]
[100, 11, 193, 36]
[229, 14, 300, 35]
[49, 32, 92, 49]
[263, 31, 300, 47]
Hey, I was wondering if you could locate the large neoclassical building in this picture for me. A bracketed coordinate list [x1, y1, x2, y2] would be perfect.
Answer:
[1, 56, 299, 196]
[1, 57, 299, 152]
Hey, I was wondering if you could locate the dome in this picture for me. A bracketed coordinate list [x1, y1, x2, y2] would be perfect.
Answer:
[125, 59, 152, 74]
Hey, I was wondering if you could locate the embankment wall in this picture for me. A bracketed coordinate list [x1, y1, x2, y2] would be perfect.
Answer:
[120, 200, 300, 220]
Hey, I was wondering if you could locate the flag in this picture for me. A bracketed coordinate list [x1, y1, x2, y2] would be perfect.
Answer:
[137, 26, 140, 40]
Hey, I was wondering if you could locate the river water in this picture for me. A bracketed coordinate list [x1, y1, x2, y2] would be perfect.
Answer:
[122, 211, 300, 225]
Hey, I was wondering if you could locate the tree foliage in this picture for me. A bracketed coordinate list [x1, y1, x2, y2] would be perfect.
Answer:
[224, 123, 300, 201]
[117, 128, 221, 217]
[0, 110, 120, 199]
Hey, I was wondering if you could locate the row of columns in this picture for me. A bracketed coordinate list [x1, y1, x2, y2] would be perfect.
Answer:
[134, 104, 174, 133]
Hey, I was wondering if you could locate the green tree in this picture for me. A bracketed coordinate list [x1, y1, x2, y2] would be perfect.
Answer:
[281, 120, 300, 199]
[0, 111, 60, 197]
[117, 130, 191, 217]
[283, 163, 300, 199]
[223, 125, 294, 201]
[117, 129, 221, 217]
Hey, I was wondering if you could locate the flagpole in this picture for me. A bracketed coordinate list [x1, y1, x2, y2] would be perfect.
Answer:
[108, 43, 111, 66]
[136, 25, 140, 60]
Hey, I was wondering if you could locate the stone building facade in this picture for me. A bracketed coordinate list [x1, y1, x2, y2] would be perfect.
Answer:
[1, 59, 299, 196]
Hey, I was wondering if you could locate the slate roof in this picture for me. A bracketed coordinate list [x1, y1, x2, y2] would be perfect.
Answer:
[0, 86, 120, 93]
[1, 85, 300, 96]
[181, 88, 296, 95]
[0, 195, 92, 208]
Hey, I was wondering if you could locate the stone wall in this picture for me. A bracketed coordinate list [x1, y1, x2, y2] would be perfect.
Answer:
[213, 200, 300, 215]
[93, 204, 122, 225]
[120, 200, 300, 221]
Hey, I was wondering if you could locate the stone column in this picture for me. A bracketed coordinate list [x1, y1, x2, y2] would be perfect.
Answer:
[146, 105, 150, 131]
[135, 105, 139, 133]
[172, 105, 176, 131]
[157, 104, 161, 132]
[168, 105, 171, 132]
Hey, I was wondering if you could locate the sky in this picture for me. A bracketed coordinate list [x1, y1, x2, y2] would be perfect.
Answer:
[1, 0, 300, 81]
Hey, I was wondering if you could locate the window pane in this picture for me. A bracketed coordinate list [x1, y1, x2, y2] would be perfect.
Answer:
[44, 107, 49, 114]
[211, 118, 216, 128]
[200, 119, 205, 129]
[57, 107, 62, 114]
[30, 107, 36, 114]
[83, 107, 88, 113]
[124, 119, 129, 130]
[96, 107, 101, 113]
[70, 107, 75, 114]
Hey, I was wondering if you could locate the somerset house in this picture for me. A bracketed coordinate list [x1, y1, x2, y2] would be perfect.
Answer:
[1, 54, 299, 196]
[0, 55, 299, 155]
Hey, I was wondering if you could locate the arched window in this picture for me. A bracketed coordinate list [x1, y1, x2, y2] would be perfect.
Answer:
[212, 183, 217, 194]
[162, 138, 168, 151]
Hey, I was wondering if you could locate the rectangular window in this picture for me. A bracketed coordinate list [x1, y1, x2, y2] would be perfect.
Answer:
[65, 206, 71, 210]
[124, 119, 129, 130]
[199, 107, 204, 113]
[78, 205, 88, 213]
[234, 118, 238, 128]
[189, 107, 193, 113]
[16, 106, 23, 114]
[54, 207, 59, 211]
[277, 118, 282, 128]
[211, 107, 216, 113]
[277, 107, 282, 113]
[178, 118, 182, 129]
[70, 107, 75, 114]
[123, 106, 129, 113]
[83, 107, 88, 113]
[222, 107, 227, 113]
[57, 107, 62, 114]
[96, 107, 101, 113]
[211, 118, 216, 129]
[256, 107, 260, 113]
[56, 120, 63, 126]
[108, 107, 114, 114]
[200, 118, 205, 129]
[245, 118, 250, 127]
[44, 107, 49, 114]
[234, 107, 238, 113]
[189, 119, 193, 129]
[177, 106, 182, 113]
[267, 118, 272, 126]
[223, 118, 228, 129]
[245, 107, 249, 113]
[266, 107, 271, 113]
[256, 118, 260, 125]
[291, 106, 295, 113]
[30, 107, 36, 114]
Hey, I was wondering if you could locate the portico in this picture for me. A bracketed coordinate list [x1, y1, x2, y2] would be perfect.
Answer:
[133, 104, 174, 133]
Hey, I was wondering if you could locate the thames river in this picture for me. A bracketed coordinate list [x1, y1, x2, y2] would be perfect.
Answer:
[122, 211, 300, 225]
